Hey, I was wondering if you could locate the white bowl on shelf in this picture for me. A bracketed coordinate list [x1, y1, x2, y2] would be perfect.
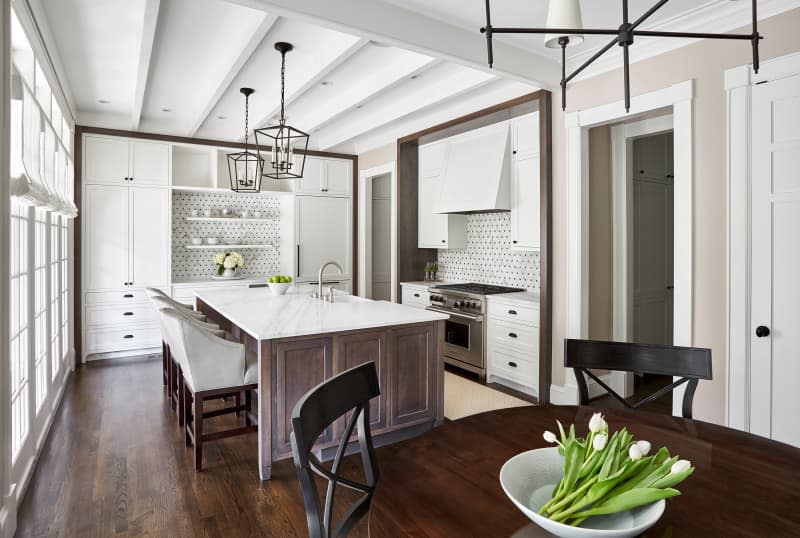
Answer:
[268, 282, 292, 296]
[190, 237, 203, 245]
[499, 447, 665, 538]
[205, 237, 219, 245]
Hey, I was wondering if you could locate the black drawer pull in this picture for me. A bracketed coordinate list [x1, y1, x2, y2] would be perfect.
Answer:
[123, 334, 134, 339]
[508, 361, 518, 368]
[508, 332, 518, 338]
[123, 312, 134, 316]
[508, 309, 517, 315]
[123, 294, 134, 298]
[413, 293, 420, 298]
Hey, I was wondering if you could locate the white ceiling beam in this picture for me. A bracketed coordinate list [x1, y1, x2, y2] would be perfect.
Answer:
[131, 0, 161, 130]
[249, 37, 369, 135]
[186, 12, 279, 137]
[221, 0, 560, 89]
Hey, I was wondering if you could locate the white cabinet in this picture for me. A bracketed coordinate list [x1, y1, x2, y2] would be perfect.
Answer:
[418, 141, 466, 249]
[84, 135, 170, 186]
[401, 283, 430, 309]
[510, 112, 540, 251]
[296, 195, 352, 282]
[84, 184, 170, 290]
[486, 295, 539, 396]
[294, 156, 352, 196]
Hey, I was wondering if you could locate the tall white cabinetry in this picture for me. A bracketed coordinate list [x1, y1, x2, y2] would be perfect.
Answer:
[294, 156, 352, 196]
[296, 195, 353, 290]
[418, 141, 466, 249]
[510, 113, 540, 251]
[82, 135, 171, 360]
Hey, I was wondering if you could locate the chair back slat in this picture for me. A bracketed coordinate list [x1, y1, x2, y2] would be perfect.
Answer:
[291, 362, 381, 538]
[565, 339, 712, 419]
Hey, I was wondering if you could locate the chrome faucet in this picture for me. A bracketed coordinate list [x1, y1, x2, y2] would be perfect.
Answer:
[316, 261, 343, 301]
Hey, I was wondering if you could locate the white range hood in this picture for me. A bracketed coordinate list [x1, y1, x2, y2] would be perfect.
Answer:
[433, 121, 511, 214]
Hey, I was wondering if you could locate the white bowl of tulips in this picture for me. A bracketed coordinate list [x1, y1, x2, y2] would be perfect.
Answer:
[499, 413, 694, 538]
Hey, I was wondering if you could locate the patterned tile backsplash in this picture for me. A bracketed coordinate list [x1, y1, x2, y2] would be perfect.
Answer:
[437, 212, 539, 290]
[172, 191, 282, 281]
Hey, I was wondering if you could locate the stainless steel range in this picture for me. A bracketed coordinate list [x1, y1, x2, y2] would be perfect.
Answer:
[426, 283, 523, 381]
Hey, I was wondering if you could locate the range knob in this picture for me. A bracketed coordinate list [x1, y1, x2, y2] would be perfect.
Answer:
[470, 301, 478, 309]
[454, 300, 463, 308]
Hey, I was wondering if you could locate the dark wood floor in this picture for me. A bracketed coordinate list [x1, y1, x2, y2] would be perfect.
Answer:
[15, 355, 379, 537]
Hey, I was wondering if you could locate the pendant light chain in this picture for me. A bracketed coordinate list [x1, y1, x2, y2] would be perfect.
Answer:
[279, 50, 286, 125]
[244, 92, 250, 145]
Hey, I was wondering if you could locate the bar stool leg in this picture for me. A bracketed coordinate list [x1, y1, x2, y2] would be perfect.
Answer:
[177, 368, 185, 427]
[193, 396, 204, 471]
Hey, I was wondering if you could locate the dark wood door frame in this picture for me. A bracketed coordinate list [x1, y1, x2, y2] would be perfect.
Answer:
[395, 90, 553, 404]
[73, 125, 358, 362]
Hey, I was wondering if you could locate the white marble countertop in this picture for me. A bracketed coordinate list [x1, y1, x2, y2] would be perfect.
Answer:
[195, 286, 448, 340]
[488, 291, 541, 304]
[172, 276, 267, 286]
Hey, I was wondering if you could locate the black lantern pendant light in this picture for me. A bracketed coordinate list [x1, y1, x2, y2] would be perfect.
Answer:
[255, 42, 309, 180]
[227, 87, 265, 193]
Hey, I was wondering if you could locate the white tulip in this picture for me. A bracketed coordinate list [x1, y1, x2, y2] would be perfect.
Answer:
[628, 443, 643, 461]
[593, 434, 608, 451]
[671, 459, 692, 474]
[588, 413, 607, 433]
[636, 440, 651, 456]
[543, 431, 557, 444]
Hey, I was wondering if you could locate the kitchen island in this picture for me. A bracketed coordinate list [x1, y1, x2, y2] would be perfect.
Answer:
[194, 287, 448, 480]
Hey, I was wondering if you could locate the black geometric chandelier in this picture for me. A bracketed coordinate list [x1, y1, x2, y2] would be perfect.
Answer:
[481, 0, 763, 112]
[227, 87, 264, 193]
[255, 42, 309, 180]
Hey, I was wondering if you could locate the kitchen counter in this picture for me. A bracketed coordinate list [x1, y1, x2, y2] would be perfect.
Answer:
[488, 290, 540, 304]
[195, 287, 447, 340]
[195, 286, 448, 481]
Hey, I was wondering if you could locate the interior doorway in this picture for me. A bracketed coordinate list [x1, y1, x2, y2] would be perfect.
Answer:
[358, 162, 397, 301]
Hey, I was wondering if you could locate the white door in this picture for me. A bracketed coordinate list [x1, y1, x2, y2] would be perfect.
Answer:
[418, 142, 449, 248]
[296, 196, 352, 282]
[295, 156, 325, 194]
[84, 136, 129, 185]
[324, 159, 353, 196]
[632, 134, 673, 346]
[129, 187, 171, 288]
[750, 74, 800, 448]
[84, 185, 129, 289]
[511, 155, 541, 250]
[130, 141, 170, 186]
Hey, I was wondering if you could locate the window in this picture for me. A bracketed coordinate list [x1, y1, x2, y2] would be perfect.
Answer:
[50, 215, 61, 381]
[33, 208, 47, 410]
[10, 200, 30, 461]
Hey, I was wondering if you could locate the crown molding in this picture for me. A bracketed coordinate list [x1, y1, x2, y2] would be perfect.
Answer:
[566, 0, 800, 84]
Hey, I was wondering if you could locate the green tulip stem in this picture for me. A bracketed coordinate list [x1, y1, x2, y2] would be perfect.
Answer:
[546, 476, 598, 514]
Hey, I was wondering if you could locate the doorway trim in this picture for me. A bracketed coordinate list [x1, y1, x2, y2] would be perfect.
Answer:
[358, 161, 397, 302]
[725, 51, 800, 432]
[560, 80, 694, 415]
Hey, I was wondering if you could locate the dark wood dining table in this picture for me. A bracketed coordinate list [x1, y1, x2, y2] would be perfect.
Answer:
[368, 405, 800, 537]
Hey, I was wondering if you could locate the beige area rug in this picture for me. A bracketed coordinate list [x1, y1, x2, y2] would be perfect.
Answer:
[444, 371, 532, 420]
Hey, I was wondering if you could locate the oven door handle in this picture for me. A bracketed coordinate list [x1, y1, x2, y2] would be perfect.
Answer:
[425, 306, 483, 322]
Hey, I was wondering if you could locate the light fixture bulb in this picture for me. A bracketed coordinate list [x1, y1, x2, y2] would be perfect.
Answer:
[544, 0, 584, 48]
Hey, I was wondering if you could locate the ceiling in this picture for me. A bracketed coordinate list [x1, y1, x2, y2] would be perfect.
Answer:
[27, 0, 795, 154]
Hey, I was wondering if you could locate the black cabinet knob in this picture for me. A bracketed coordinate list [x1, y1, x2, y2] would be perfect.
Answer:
[508, 309, 517, 315]
[441, 239, 446, 243]
[512, 240, 518, 244]
[508, 361, 518, 368]
[755, 325, 770, 338]
[123, 294, 134, 298]
[508, 332, 518, 338]
[512, 150, 517, 155]
[123, 312, 134, 316]
[123, 334, 134, 339]
[413, 293, 420, 298]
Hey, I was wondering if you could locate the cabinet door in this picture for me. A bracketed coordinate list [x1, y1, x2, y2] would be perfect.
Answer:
[511, 112, 540, 160]
[129, 187, 170, 288]
[418, 173, 449, 248]
[294, 156, 325, 194]
[511, 155, 540, 250]
[130, 141, 170, 186]
[84, 136, 130, 185]
[274, 337, 334, 457]
[296, 196, 352, 281]
[334, 330, 388, 435]
[324, 159, 353, 196]
[84, 185, 130, 290]
[633, 134, 667, 180]
[389, 324, 435, 427]
[419, 141, 447, 178]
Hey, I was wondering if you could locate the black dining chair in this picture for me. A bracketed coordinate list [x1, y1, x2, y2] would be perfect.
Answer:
[565, 339, 712, 419]
[290, 362, 381, 538]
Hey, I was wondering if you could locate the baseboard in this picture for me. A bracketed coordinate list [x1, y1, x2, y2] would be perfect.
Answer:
[84, 346, 160, 362]
[0, 500, 17, 538]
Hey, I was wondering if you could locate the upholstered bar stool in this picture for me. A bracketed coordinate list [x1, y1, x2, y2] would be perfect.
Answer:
[161, 309, 258, 471]
[145, 288, 208, 389]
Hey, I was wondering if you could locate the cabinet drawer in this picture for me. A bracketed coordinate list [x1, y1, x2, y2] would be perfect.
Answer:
[85, 288, 164, 305]
[402, 286, 430, 307]
[487, 345, 538, 387]
[86, 303, 158, 328]
[487, 318, 538, 355]
[487, 301, 538, 326]
[86, 325, 162, 354]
